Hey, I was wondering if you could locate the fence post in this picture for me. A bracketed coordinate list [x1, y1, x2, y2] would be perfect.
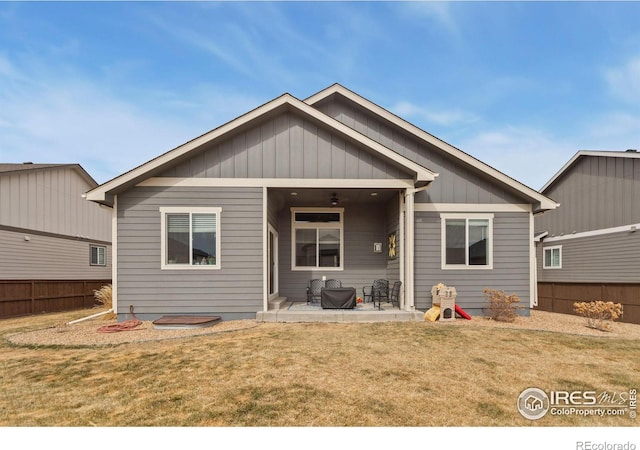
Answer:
[31, 281, 35, 315]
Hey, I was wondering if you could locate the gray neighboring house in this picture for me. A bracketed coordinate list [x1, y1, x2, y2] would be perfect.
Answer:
[0, 163, 112, 317]
[86, 84, 557, 321]
[535, 150, 640, 324]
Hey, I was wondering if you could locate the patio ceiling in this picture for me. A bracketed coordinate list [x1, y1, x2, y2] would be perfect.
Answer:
[269, 188, 399, 208]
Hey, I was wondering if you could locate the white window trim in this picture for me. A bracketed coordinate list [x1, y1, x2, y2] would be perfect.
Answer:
[90, 245, 106, 266]
[543, 245, 562, 269]
[440, 213, 494, 270]
[291, 207, 344, 271]
[160, 206, 222, 270]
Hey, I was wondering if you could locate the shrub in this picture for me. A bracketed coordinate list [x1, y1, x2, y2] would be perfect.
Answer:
[94, 284, 116, 320]
[483, 288, 523, 322]
[573, 301, 623, 332]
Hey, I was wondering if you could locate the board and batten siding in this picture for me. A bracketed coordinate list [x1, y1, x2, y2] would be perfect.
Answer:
[116, 186, 263, 320]
[537, 231, 640, 284]
[536, 155, 640, 235]
[0, 229, 112, 280]
[277, 202, 391, 302]
[414, 211, 531, 315]
[160, 111, 413, 181]
[0, 167, 111, 242]
[315, 97, 527, 205]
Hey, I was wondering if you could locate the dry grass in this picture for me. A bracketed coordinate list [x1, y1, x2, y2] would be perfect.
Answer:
[1, 308, 639, 427]
[93, 284, 116, 321]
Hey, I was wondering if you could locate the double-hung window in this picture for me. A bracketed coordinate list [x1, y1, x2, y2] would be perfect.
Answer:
[543, 245, 562, 269]
[441, 213, 493, 269]
[160, 207, 221, 269]
[90, 245, 106, 266]
[291, 208, 344, 270]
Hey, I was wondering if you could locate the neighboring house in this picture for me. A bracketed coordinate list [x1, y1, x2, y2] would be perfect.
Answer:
[86, 84, 557, 321]
[535, 150, 640, 324]
[0, 163, 112, 317]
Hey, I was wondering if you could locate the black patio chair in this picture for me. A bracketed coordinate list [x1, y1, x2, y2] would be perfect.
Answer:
[325, 279, 342, 288]
[363, 279, 389, 308]
[307, 279, 323, 304]
[388, 281, 402, 308]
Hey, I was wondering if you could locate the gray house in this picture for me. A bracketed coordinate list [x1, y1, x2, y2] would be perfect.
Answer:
[535, 150, 640, 324]
[0, 163, 112, 317]
[86, 84, 557, 321]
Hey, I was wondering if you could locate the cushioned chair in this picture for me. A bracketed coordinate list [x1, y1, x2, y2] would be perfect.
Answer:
[325, 279, 342, 288]
[307, 279, 323, 304]
[388, 281, 402, 308]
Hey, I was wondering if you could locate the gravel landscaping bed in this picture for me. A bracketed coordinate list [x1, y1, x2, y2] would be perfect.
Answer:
[438, 309, 640, 339]
[7, 318, 260, 347]
[5, 309, 639, 347]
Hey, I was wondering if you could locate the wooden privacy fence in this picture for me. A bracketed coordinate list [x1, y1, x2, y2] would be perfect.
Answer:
[536, 282, 640, 325]
[0, 280, 111, 319]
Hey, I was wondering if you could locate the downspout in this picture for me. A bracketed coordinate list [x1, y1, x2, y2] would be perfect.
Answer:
[67, 309, 113, 325]
[262, 187, 269, 313]
[530, 209, 537, 308]
[398, 192, 405, 310]
[112, 195, 118, 319]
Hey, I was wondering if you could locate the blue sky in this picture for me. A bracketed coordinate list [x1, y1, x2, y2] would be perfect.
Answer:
[1, 1, 639, 190]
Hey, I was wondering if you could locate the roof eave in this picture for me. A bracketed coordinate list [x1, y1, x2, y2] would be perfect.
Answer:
[541, 150, 640, 193]
[306, 83, 557, 211]
[86, 91, 435, 204]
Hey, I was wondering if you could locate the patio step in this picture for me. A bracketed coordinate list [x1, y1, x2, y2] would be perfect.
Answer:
[268, 296, 288, 311]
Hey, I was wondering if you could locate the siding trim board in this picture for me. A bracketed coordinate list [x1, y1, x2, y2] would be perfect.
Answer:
[542, 222, 640, 243]
[138, 177, 415, 189]
[0, 224, 111, 245]
[416, 203, 531, 213]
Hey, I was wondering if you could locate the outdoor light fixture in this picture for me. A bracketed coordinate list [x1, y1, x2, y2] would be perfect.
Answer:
[330, 193, 338, 206]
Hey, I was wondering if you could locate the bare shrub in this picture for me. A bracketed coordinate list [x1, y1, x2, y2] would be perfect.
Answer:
[573, 301, 623, 332]
[483, 288, 523, 322]
[94, 284, 117, 320]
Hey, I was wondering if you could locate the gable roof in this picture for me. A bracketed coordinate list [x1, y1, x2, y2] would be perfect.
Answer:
[540, 149, 640, 193]
[86, 92, 437, 206]
[305, 84, 559, 212]
[0, 163, 98, 187]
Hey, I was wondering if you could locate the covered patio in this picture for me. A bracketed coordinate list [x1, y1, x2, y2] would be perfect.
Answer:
[262, 185, 423, 321]
[257, 299, 424, 323]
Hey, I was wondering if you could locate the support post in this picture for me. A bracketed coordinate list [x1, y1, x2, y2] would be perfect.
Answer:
[404, 189, 415, 311]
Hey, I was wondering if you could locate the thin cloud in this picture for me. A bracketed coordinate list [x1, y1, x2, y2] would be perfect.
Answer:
[396, 2, 461, 38]
[0, 53, 261, 184]
[604, 56, 640, 103]
[459, 126, 576, 191]
[391, 100, 479, 127]
[584, 111, 640, 150]
[144, 14, 255, 78]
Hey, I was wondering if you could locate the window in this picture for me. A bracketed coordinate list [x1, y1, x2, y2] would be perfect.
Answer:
[543, 246, 562, 269]
[160, 207, 221, 269]
[441, 213, 493, 269]
[90, 245, 106, 266]
[291, 208, 344, 270]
